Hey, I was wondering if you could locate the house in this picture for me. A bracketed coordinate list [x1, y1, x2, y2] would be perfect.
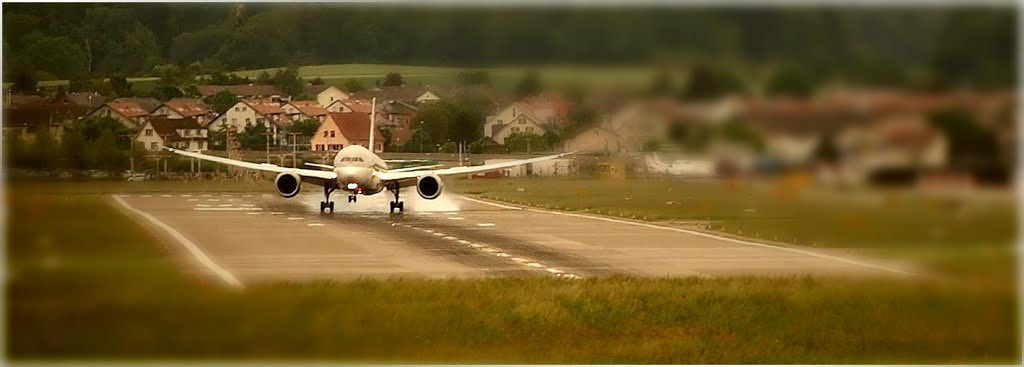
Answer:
[2, 103, 89, 142]
[310, 112, 385, 153]
[326, 99, 394, 127]
[382, 100, 418, 129]
[835, 114, 947, 184]
[486, 106, 549, 145]
[114, 97, 162, 113]
[304, 85, 349, 107]
[136, 117, 208, 152]
[86, 98, 156, 128]
[325, 99, 354, 113]
[197, 84, 287, 101]
[52, 92, 107, 109]
[349, 86, 443, 104]
[4, 93, 45, 108]
[522, 93, 570, 128]
[282, 100, 329, 122]
[207, 99, 292, 145]
[483, 102, 553, 144]
[563, 126, 624, 154]
[152, 98, 215, 125]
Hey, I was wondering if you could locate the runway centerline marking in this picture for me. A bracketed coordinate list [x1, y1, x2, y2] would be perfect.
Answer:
[477, 223, 495, 227]
[463, 195, 913, 276]
[111, 195, 244, 288]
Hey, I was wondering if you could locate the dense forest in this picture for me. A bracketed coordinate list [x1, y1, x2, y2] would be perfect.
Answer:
[2, 4, 1015, 89]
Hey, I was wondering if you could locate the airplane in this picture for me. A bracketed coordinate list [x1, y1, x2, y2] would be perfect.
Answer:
[167, 98, 575, 213]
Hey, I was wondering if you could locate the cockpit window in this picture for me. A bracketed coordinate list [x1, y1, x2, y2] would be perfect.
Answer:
[339, 157, 364, 163]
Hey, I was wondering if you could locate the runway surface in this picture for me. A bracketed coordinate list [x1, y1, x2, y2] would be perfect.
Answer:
[111, 190, 913, 287]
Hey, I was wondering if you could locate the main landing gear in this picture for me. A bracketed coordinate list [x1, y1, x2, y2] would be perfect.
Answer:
[347, 195, 357, 203]
[389, 184, 404, 214]
[320, 186, 336, 213]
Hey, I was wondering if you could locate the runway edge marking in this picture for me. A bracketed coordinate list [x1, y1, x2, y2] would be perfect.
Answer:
[111, 195, 245, 288]
[461, 195, 916, 277]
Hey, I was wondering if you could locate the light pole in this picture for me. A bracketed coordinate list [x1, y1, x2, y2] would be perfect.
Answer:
[419, 121, 424, 153]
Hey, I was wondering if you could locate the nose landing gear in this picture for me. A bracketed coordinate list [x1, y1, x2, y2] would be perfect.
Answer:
[347, 195, 357, 203]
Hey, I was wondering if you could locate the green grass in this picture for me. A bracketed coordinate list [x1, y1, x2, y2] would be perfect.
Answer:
[449, 176, 1015, 249]
[6, 182, 1020, 363]
[218, 63, 657, 93]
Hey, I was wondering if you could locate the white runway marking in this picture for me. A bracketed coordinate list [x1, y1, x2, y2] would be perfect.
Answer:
[270, 212, 283, 215]
[287, 217, 303, 220]
[218, 204, 233, 207]
[449, 217, 465, 220]
[307, 223, 325, 226]
[477, 223, 495, 227]
[201, 194, 212, 197]
[111, 195, 243, 288]
[140, 195, 152, 198]
[460, 196, 522, 210]
[207, 199, 220, 202]
[196, 204, 211, 207]
[187, 198, 199, 202]
[194, 207, 263, 211]
[466, 196, 913, 276]
[161, 194, 172, 197]
[180, 194, 192, 197]
[246, 212, 261, 215]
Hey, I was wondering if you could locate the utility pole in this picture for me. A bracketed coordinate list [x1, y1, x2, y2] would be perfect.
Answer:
[288, 132, 301, 167]
[419, 121, 424, 153]
[261, 130, 272, 164]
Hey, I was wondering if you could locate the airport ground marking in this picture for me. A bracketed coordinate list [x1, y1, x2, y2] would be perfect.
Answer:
[111, 195, 244, 288]
[462, 194, 914, 276]
[194, 207, 263, 211]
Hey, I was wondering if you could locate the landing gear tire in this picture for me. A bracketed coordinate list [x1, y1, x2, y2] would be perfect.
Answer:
[389, 200, 404, 213]
[347, 195, 357, 203]
[319, 200, 335, 215]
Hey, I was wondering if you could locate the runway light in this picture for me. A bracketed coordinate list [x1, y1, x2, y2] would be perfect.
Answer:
[347, 183, 358, 190]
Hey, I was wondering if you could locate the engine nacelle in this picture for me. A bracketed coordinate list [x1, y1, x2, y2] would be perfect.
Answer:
[416, 174, 444, 200]
[274, 172, 302, 198]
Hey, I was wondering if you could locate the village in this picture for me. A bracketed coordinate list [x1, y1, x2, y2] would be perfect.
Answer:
[2, 73, 1016, 189]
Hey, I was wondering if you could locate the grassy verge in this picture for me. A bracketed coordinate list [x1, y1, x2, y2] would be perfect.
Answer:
[6, 182, 1020, 363]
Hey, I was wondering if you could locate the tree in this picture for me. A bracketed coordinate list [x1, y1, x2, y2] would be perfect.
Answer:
[504, 132, 549, 153]
[91, 129, 125, 171]
[152, 82, 184, 101]
[10, 70, 37, 94]
[272, 66, 304, 97]
[716, 119, 764, 153]
[4, 133, 29, 168]
[515, 70, 542, 98]
[78, 116, 132, 143]
[411, 103, 452, 144]
[382, 72, 404, 87]
[61, 127, 88, 169]
[813, 131, 840, 164]
[928, 108, 1001, 170]
[343, 78, 366, 92]
[310, 77, 325, 85]
[255, 70, 272, 84]
[210, 89, 240, 114]
[109, 75, 133, 97]
[25, 35, 87, 79]
[679, 64, 745, 100]
[765, 67, 814, 99]
[236, 123, 270, 151]
[290, 119, 320, 137]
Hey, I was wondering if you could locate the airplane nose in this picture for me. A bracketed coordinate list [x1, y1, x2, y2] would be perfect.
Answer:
[335, 166, 370, 188]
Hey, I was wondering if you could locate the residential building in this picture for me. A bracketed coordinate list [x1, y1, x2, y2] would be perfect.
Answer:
[382, 100, 418, 129]
[152, 98, 215, 125]
[304, 85, 349, 107]
[2, 103, 89, 142]
[197, 84, 287, 101]
[136, 117, 208, 152]
[53, 92, 107, 109]
[349, 86, 443, 104]
[487, 107, 549, 145]
[86, 98, 155, 128]
[310, 112, 385, 153]
[282, 100, 329, 122]
[207, 99, 292, 144]
[325, 99, 354, 113]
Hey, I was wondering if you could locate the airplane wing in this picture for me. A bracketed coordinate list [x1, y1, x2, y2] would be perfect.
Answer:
[166, 148, 337, 186]
[385, 164, 443, 173]
[378, 151, 576, 183]
[303, 162, 335, 170]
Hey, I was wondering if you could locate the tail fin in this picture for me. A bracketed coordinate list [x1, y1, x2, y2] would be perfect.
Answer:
[369, 97, 376, 152]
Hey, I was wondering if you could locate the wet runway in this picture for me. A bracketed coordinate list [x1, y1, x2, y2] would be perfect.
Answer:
[111, 190, 913, 287]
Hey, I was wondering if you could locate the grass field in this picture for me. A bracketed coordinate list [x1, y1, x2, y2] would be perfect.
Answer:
[22, 63, 659, 93]
[5, 181, 1020, 363]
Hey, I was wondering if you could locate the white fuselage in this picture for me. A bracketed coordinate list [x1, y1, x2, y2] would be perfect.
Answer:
[332, 145, 388, 195]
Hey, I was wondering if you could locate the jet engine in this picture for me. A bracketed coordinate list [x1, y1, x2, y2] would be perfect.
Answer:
[275, 172, 302, 198]
[416, 174, 444, 200]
